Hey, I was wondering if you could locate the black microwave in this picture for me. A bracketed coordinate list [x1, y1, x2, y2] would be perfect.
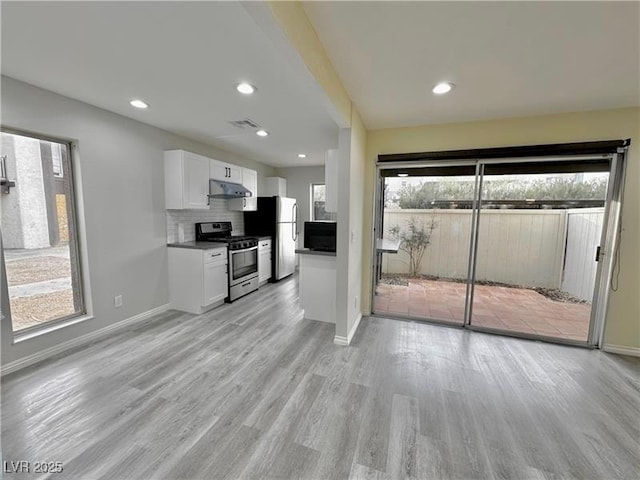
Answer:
[304, 221, 336, 252]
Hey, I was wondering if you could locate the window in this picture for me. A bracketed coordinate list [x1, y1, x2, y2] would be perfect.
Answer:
[311, 184, 336, 221]
[1, 130, 85, 333]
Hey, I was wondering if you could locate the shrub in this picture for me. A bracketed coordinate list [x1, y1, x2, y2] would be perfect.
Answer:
[389, 216, 437, 277]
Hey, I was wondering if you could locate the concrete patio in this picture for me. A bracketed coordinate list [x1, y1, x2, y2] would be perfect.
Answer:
[374, 279, 591, 342]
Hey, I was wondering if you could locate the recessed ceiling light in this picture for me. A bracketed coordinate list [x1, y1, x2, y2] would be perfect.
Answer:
[236, 82, 256, 95]
[432, 82, 454, 95]
[297, 153, 307, 158]
[398, 173, 409, 177]
[256, 129, 269, 137]
[129, 99, 149, 109]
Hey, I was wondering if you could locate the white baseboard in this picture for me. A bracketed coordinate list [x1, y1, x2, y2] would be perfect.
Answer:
[602, 344, 640, 357]
[334, 313, 363, 346]
[1, 303, 170, 376]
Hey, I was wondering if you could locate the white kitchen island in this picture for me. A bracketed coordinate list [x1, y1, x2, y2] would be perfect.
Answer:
[295, 249, 336, 323]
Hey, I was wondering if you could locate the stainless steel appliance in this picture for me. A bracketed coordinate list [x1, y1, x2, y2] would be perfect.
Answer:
[208, 179, 251, 199]
[244, 197, 297, 281]
[195, 222, 259, 302]
[303, 221, 337, 252]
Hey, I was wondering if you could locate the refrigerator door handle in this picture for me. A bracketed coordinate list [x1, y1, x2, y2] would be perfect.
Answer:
[292, 204, 298, 241]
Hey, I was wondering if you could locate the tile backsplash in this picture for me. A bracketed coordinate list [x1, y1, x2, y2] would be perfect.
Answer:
[166, 199, 244, 243]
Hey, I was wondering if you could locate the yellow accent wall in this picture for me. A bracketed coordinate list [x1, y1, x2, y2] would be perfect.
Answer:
[363, 107, 640, 349]
[348, 107, 367, 333]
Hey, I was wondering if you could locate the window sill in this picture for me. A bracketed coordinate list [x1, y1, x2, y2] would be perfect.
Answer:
[12, 314, 94, 344]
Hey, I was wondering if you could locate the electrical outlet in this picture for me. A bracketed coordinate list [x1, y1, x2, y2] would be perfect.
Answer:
[114, 295, 123, 308]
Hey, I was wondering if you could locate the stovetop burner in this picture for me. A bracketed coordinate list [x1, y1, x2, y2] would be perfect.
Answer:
[195, 222, 258, 250]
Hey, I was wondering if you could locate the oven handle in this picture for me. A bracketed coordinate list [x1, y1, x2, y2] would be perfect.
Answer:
[229, 246, 258, 254]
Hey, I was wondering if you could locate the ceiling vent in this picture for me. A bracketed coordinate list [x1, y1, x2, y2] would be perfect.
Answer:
[229, 118, 260, 129]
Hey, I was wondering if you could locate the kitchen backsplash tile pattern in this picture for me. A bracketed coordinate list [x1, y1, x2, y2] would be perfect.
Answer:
[166, 199, 244, 243]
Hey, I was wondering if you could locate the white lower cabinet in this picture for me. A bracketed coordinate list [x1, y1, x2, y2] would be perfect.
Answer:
[168, 246, 228, 314]
[258, 239, 272, 284]
[203, 261, 228, 306]
[298, 252, 336, 323]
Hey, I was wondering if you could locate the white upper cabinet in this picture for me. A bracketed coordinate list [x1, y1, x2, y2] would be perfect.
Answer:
[210, 159, 242, 184]
[165, 149, 258, 211]
[228, 167, 258, 211]
[165, 150, 210, 210]
[242, 168, 258, 196]
[264, 177, 287, 197]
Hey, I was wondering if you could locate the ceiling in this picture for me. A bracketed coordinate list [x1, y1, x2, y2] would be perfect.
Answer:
[1, 2, 338, 167]
[303, 1, 640, 129]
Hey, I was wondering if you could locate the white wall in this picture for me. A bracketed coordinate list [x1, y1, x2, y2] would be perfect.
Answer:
[0, 76, 276, 366]
[335, 108, 366, 342]
[275, 166, 325, 249]
[166, 199, 245, 243]
[347, 112, 366, 335]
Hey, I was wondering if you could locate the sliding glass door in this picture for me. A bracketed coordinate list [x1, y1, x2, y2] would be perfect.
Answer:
[469, 160, 610, 343]
[373, 164, 476, 326]
[372, 153, 622, 347]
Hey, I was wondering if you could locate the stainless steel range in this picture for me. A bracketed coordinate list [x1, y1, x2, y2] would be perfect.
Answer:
[195, 222, 259, 302]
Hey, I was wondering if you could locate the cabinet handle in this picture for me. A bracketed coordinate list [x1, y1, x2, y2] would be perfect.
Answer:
[211, 253, 222, 257]
[243, 198, 246, 207]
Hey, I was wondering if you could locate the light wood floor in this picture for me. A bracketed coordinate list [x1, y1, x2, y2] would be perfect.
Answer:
[2, 275, 639, 479]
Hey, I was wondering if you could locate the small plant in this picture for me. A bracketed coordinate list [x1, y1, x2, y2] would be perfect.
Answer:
[389, 216, 437, 277]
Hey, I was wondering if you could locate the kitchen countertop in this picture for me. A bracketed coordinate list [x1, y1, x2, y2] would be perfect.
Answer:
[257, 235, 273, 241]
[167, 241, 228, 250]
[295, 248, 336, 257]
[376, 238, 402, 253]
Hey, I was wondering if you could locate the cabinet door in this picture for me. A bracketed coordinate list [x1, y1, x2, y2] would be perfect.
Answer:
[242, 168, 258, 196]
[264, 177, 286, 197]
[211, 160, 242, 184]
[203, 261, 228, 305]
[228, 165, 242, 184]
[258, 250, 271, 283]
[228, 196, 257, 212]
[210, 159, 228, 182]
[184, 152, 210, 209]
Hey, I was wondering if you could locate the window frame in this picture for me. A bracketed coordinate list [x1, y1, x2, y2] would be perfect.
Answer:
[1, 126, 89, 338]
[310, 183, 336, 222]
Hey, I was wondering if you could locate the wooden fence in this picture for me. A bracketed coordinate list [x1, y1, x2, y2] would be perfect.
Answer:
[382, 208, 604, 299]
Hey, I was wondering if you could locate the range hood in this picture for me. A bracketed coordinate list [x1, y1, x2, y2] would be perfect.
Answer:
[209, 179, 252, 199]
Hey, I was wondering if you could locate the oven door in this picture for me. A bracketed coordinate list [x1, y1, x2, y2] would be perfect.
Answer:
[229, 246, 258, 286]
